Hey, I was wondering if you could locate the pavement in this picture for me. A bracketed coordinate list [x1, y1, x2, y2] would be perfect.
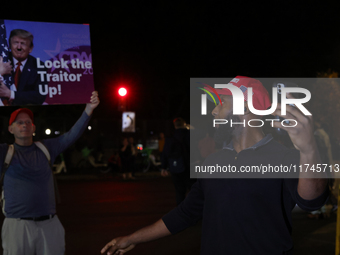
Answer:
[292, 205, 336, 255]
[0, 171, 337, 254]
[55, 169, 163, 181]
[56, 171, 338, 255]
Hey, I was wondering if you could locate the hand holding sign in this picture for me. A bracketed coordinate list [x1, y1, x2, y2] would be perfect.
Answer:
[85, 91, 100, 116]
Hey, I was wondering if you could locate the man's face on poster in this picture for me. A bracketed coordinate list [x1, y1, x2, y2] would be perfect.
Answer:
[10, 36, 33, 62]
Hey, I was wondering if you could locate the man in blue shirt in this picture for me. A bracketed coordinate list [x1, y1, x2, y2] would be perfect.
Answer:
[0, 91, 99, 255]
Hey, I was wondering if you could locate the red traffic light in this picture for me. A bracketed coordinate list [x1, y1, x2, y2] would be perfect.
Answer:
[118, 87, 127, 97]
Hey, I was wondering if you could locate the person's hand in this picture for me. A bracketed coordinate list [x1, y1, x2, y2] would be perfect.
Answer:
[0, 81, 11, 98]
[0, 57, 12, 76]
[271, 93, 316, 154]
[85, 91, 100, 116]
[101, 236, 135, 255]
[161, 169, 169, 177]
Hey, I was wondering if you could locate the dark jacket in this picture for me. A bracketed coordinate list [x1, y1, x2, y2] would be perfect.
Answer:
[161, 128, 190, 171]
[9, 53, 47, 105]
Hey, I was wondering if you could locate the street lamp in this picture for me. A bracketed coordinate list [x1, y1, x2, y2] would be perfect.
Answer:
[118, 87, 127, 97]
[118, 87, 128, 111]
[45, 129, 51, 135]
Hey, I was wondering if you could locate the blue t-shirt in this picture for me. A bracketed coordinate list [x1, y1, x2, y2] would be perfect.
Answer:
[0, 111, 90, 218]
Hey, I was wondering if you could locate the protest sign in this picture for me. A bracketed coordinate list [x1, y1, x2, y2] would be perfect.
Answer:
[0, 19, 94, 106]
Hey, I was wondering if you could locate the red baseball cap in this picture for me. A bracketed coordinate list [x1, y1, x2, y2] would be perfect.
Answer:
[204, 76, 271, 111]
[9, 108, 34, 125]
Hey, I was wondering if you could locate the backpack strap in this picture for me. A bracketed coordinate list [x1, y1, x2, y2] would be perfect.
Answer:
[1, 144, 15, 188]
[1, 144, 15, 216]
[35, 141, 51, 164]
[4, 145, 15, 168]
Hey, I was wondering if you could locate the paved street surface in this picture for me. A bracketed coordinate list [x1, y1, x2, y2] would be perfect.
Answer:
[0, 172, 337, 254]
[292, 205, 336, 255]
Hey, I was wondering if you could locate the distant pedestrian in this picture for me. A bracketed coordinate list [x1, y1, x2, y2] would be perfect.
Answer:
[106, 150, 121, 173]
[161, 118, 195, 205]
[128, 137, 137, 179]
[119, 138, 134, 180]
[158, 132, 165, 154]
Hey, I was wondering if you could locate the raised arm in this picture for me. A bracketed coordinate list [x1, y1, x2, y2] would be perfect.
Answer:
[43, 91, 100, 161]
[272, 94, 327, 200]
[85, 91, 100, 116]
[101, 219, 171, 255]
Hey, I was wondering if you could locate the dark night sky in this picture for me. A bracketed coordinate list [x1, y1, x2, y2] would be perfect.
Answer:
[3, 1, 340, 121]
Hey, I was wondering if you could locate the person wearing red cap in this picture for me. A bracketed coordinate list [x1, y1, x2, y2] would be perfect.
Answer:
[101, 77, 328, 255]
[0, 91, 99, 255]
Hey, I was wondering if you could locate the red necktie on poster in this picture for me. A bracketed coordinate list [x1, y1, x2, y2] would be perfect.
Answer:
[14, 62, 21, 88]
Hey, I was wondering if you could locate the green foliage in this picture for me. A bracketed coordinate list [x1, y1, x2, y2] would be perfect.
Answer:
[308, 70, 340, 141]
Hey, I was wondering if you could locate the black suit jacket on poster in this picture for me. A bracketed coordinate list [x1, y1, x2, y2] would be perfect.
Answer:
[9, 53, 47, 105]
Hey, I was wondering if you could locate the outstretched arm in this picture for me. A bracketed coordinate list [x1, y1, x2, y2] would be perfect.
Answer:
[101, 179, 205, 255]
[43, 91, 100, 161]
[101, 219, 171, 255]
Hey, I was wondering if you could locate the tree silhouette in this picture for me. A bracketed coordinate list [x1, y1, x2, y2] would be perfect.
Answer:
[308, 70, 340, 141]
